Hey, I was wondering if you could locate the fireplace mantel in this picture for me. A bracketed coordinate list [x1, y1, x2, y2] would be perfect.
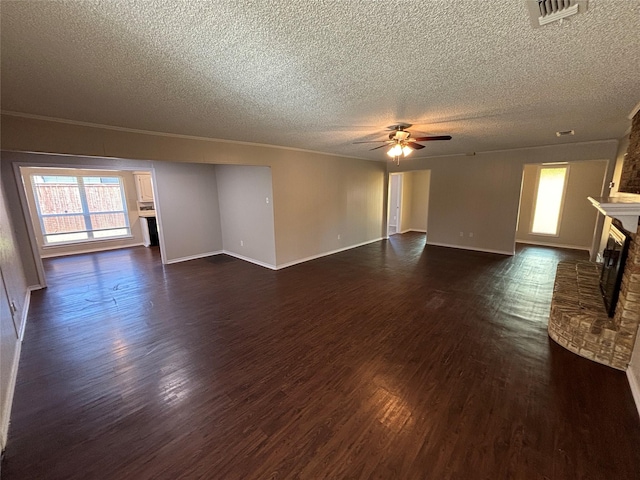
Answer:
[588, 196, 640, 232]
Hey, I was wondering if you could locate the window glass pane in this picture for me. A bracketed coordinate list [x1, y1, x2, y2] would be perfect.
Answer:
[45, 232, 89, 244]
[85, 180, 124, 212]
[33, 176, 77, 184]
[42, 215, 86, 235]
[90, 213, 127, 230]
[93, 228, 129, 239]
[34, 183, 83, 214]
[31, 173, 130, 246]
[531, 167, 567, 235]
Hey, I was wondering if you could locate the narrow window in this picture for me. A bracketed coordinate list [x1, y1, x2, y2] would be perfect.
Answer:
[531, 166, 567, 235]
[31, 175, 131, 245]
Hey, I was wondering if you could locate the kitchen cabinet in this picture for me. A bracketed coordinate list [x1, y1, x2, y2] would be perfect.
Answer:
[134, 173, 154, 203]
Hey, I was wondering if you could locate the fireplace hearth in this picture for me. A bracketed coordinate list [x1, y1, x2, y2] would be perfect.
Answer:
[548, 221, 640, 370]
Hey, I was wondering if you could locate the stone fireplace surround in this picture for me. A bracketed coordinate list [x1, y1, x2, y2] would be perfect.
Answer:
[549, 222, 640, 370]
[549, 109, 640, 370]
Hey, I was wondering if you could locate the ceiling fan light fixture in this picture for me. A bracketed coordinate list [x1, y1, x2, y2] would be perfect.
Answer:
[402, 145, 412, 157]
[388, 144, 403, 157]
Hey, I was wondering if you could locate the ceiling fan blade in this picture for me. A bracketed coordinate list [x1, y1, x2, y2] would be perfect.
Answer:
[412, 135, 452, 142]
[370, 144, 389, 151]
[408, 143, 426, 150]
[353, 140, 389, 144]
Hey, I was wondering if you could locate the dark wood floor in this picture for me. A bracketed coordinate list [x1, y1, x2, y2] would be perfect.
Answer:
[3, 233, 640, 479]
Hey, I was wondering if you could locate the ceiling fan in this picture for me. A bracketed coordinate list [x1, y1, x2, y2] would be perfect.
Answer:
[354, 123, 452, 164]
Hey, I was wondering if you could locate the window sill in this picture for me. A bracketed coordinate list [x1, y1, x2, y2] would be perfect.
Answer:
[42, 235, 134, 249]
[528, 232, 560, 238]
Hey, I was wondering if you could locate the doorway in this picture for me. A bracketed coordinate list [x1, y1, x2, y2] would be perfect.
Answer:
[386, 170, 431, 238]
[515, 160, 608, 255]
[388, 173, 403, 236]
[15, 163, 162, 289]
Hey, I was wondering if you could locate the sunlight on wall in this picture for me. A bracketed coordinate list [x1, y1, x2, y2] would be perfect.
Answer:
[531, 166, 567, 235]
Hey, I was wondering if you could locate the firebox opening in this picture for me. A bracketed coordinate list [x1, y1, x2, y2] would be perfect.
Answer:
[599, 224, 630, 317]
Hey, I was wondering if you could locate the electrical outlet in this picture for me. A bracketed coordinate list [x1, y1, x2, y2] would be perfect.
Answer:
[338, 234, 341, 240]
[240, 240, 244, 247]
[469, 232, 474, 237]
[459, 232, 464, 237]
[266, 197, 269, 204]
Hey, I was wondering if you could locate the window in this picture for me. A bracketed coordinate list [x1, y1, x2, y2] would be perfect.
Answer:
[531, 166, 568, 235]
[31, 175, 131, 245]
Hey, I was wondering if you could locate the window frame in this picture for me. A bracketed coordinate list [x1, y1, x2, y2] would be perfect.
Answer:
[31, 174, 132, 247]
[529, 164, 570, 237]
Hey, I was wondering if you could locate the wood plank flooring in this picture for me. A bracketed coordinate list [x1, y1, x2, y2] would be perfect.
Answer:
[2, 233, 640, 479]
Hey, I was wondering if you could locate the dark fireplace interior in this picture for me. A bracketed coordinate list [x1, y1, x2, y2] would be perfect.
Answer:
[600, 224, 630, 317]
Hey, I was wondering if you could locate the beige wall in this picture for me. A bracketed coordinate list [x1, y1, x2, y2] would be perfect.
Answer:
[271, 154, 385, 266]
[516, 160, 608, 250]
[390, 141, 618, 255]
[153, 161, 223, 263]
[408, 170, 430, 232]
[1, 114, 387, 270]
[20, 167, 145, 257]
[400, 172, 413, 232]
[389, 170, 430, 234]
[215, 165, 276, 266]
[0, 183, 29, 449]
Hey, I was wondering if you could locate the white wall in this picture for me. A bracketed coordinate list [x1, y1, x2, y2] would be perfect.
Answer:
[215, 165, 276, 267]
[0, 183, 29, 450]
[19, 167, 145, 257]
[516, 160, 608, 251]
[390, 141, 618, 255]
[153, 161, 223, 263]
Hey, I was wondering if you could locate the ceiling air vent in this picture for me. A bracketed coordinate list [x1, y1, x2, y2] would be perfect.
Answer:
[526, 0, 588, 28]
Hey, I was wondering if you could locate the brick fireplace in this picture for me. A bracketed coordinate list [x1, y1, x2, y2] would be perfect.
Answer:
[549, 109, 640, 370]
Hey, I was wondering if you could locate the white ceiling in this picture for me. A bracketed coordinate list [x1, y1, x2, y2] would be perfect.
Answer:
[2, 0, 639, 161]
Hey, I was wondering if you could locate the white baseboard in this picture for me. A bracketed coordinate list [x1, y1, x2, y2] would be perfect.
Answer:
[164, 250, 223, 265]
[426, 241, 513, 256]
[19, 287, 37, 340]
[40, 242, 146, 258]
[515, 240, 590, 252]
[163, 237, 390, 271]
[399, 229, 427, 234]
[222, 251, 277, 270]
[276, 237, 385, 270]
[627, 367, 640, 420]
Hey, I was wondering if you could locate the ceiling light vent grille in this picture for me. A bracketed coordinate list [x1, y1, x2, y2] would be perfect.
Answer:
[526, 0, 588, 27]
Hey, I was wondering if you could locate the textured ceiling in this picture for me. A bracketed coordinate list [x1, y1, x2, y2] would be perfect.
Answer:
[2, 0, 640, 161]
